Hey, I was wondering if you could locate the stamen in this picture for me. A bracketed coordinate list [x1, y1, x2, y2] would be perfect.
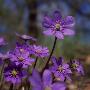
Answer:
[11, 69, 18, 77]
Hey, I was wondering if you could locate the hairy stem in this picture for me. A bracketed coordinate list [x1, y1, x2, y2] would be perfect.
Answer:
[33, 57, 38, 68]
[9, 83, 13, 90]
[42, 37, 57, 72]
[0, 61, 5, 88]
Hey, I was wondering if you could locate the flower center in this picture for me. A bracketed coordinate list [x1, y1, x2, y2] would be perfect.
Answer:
[20, 48, 24, 52]
[36, 49, 42, 53]
[11, 69, 18, 77]
[72, 64, 78, 69]
[55, 23, 60, 30]
[44, 87, 52, 90]
[18, 57, 24, 62]
[57, 66, 63, 72]
[55, 77, 61, 81]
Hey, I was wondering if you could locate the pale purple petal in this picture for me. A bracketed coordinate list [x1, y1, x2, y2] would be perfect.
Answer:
[55, 31, 64, 39]
[61, 16, 75, 27]
[43, 29, 54, 36]
[43, 70, 52, 86]
[62, 29, 75, 36]
[53, 11, 62, 22]
[43, 15, 54, 28]
[52, 83, 66, 90]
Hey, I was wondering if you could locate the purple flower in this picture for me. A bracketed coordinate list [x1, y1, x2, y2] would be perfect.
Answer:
[42, 11, 75, 39]
[0, 52, 9, 65]
[0, 52, 9, 60]
[50, 57, 72, 81]
[4, 63, 26, 84]
[14, 42, 32, 56]
[0, 37, 7, 46]
[8, 51, 35, 68]
[70, 60, 84, 75]
[8, 43, 35, 68]
[29, 69, 66, 90]
[16, 33, 37, 41]
[31, 45, 49, 58]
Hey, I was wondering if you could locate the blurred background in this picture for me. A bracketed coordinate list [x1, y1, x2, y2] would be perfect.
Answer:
[0, 0, 90, 90]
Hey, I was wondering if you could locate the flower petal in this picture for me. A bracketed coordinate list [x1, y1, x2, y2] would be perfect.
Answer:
[61, 16, 75, 27]
[53, 11, 62, 22]
[29, 69, 42, 87]
[43, 16, 54, 28]
[43, 70, 52, 86]
[62, 29, 75, 36]
[43, 29, 54, 36]
[52, 83, 66, 90]
[55, 31, 64, 39]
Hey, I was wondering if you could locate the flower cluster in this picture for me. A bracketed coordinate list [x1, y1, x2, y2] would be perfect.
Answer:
[0, 11, 84, 90]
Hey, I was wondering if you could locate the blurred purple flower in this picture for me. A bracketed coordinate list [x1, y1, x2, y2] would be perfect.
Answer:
[0, 37, 7, 46]
[50, 57, 72, 81]
[29, 69, 66, 90]
[8, 51, 35, 68]
[31, 45, 49, 58]
[0, 52, 9, 60]
[42, 11, 75, 39]
[14, 42, 33, 56]
[70, 60, 84, 75]
[4, 63, 26, 84]
[0, 52, 9, 65]
[16, 33, 37, 41]
[8, 43, 35, 68]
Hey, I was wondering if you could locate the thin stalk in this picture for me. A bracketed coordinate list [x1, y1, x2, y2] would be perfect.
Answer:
[42, 37, 57, 72]
[0, 61, 5, 88]
[9, 83, 13, 90]
[33, 57, 38, 68]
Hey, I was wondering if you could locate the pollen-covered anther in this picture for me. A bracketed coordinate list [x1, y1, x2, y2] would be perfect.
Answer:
[18, 57, 24, 62]
[20, 48, 25, 52]
[55, 23, 60, 29]
[11, 69, 18, 77]
[57, 66, 63, 72]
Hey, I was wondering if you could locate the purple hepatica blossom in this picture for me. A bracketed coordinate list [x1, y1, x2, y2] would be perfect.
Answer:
[8, 46, 35, 68]
[50, 57, 72, 81]
[4, 63, 26, 84]
[31, 45, 49, 58]
[70, 60, 84, 75]
[0, 52, 9, 65]
[0, 52, 9, 60]
[0, 37, 7, 46]
[14, 42, 32, 56]
[29, 69, 66, 90]
[16, 33, 37, 41]
[42, 11, 75, 39]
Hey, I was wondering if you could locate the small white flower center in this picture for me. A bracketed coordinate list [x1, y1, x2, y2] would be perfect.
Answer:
[55, 23, 60, 29]
[18, 57, 24, 62]
[57, 66, 63, 72]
